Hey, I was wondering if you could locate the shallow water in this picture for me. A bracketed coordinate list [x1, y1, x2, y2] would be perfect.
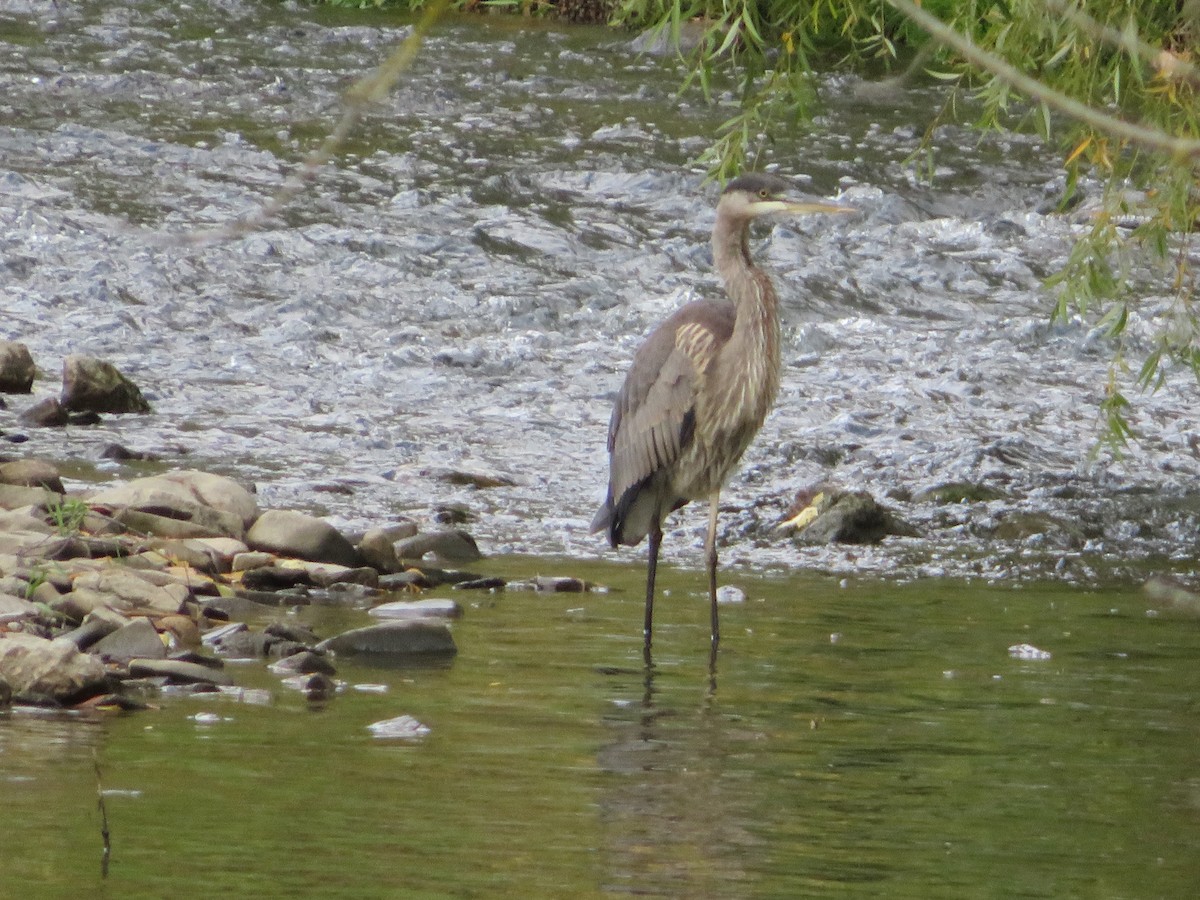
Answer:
[4, 560, 1200, 898]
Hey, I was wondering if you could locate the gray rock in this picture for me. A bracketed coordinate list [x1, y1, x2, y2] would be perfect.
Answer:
[17, 397, 68, 427]
[0, 483, 61, 512]
[393, 529, 482, 563]
[0, 341, 36, 393]
[246, 509, 361, 567]
[200, 621, 248, 647]
[90, 617, 167, 662]
[369, 598, 463, 620]
[0, 592, 38, 624]
[0, 633, 109, 702]
[366, 714, 430, 740]
[60, 354, 152, 414]
[268, 649, 336, 676]
[66, 569, 188, 617]
[317, 620, 457, 659]
[60, 615, 122, 650]
[127, 658, 233, 686]
[358, 521, 419, 573]
[90, 472, 253, 540]
[231, 551, 275, 572]
[0, 459, 64, 493]
[781, 489, 918, 545]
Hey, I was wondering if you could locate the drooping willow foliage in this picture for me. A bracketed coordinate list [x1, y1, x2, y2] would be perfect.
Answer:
[609, 0, 1200, 447]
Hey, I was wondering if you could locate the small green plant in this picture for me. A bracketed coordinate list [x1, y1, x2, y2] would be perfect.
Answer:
[46, 497, 90, 536]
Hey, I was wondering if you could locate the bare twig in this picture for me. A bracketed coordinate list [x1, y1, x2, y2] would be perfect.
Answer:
[94, 750, 111, 878]
[173, 0, 450, 247]
[886, 0, 1200, 164]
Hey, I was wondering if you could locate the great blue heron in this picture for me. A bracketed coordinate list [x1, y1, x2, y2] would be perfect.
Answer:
[591, 172, 854, 659]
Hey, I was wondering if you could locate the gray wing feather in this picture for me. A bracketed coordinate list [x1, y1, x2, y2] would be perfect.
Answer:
[593, 301, 735, 545]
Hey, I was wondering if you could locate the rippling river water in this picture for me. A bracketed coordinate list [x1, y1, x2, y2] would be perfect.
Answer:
[2, 0, 1196, 583]
[3, 2, 1200, 897]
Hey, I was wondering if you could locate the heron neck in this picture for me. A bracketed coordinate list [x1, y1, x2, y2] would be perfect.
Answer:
[712, 221, 780, 336]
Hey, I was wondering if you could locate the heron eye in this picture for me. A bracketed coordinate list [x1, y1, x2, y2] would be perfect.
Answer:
[758, 189, 769, 199]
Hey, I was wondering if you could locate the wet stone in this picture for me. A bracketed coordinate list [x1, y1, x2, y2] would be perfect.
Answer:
[60, 354, 152, 414]
[268, 649, 336, 676]
[0, 341, 36, 393]
[246, 509, 361, 568]
[317, 620, 457, 659]
[0, 459, 64, 493]
[393, 529, 482, 564]
[358, 521, 419, 573]
[90, 617, 167, 663]
[369, 598, 463, 620]
[17, 397, 68, 427]
[127, 658, 234, 686]
[239, 565, 312, 591]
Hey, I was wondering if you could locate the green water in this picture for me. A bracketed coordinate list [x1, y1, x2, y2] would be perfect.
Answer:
[3, 558, 1199, 898]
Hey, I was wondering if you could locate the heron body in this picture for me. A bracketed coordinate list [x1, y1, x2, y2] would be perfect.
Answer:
[591, 173, 853, 660]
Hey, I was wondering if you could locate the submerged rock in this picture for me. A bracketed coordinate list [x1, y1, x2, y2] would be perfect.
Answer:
[60, 354, 152, 414]
[369, 598, 463, 619]
[317, 620, 457, 659]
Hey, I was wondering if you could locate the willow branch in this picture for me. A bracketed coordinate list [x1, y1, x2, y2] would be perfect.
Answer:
[173, 0, 449, 247]
[1042, 0, 1200, 90]
[885, 0, 1200, 164]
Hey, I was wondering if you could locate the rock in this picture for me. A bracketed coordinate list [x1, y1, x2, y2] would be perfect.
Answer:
[89, 471, 255, 540]
[366, 714, 430, 740]
[200, 621, 248, 648]
[231, 551, 275, 572]
[369, 598, 463, 620]
[289, 560, 379, 589]
[167, 537, 248, 573]
[127, 658, 233, 686]
[451, 576, 507, 591]
[205, 627, 274, 659]
[393, 529, 482, 563]
[0, 459, 64, 493]
[779, 488, 917, 545]
[268, 649, 336, 676]
[64, 569, 188, 618]
[0, 483, 61, 511]
[533, 575, 589, 592]
[358, 521, 419, 573]
[60, 354, 152, 414]
[435, 468, 516, 489]
[60, 615, 123, 651]
[0, 341, 36, 393]
[1143, 576, 1200, 616]
[263, 621, 320, 645]
[0, 633, 109, 703]
[316, 620, 457, 659]
[246, 509, 361, 567]
[240, 565, 313, 592]
[89, 617, 167, 663]
[914, 482, 1006, 504]
[0, 592, 38, 624]
[715, 585, 746, 605]
[17, 397, 68, 427]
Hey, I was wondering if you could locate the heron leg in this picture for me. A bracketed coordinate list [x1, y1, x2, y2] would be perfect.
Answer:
[706, 491, 720, 653]
[644, 522, 662, 660]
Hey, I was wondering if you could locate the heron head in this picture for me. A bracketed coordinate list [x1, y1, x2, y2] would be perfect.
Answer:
[721, 173, 855, 221]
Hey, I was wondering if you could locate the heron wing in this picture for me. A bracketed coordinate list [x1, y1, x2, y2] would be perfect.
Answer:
[594, 300, 735, 545]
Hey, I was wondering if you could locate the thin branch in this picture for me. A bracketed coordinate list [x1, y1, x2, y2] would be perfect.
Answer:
[94, 751, 111, 878]
[171, 0, 450, 247]
[885, 0, 1200, 164]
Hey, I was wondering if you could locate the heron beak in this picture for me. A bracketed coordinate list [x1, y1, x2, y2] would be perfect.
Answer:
[778, 199, 856, 216]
